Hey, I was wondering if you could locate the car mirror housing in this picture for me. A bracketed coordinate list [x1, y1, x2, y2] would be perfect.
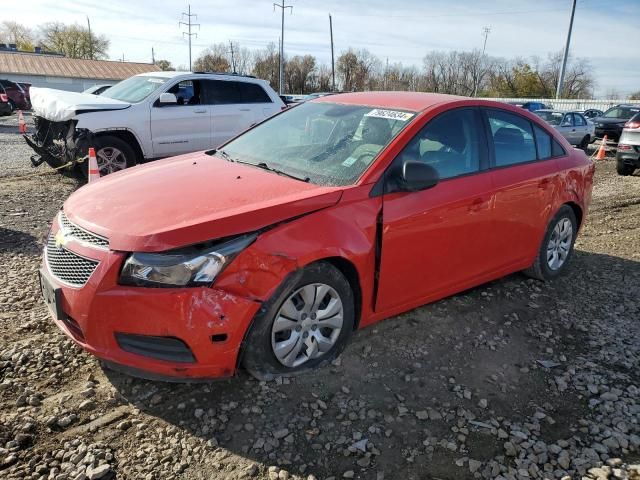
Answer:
[398, 160, 439, 192]
[158, 92, 177, 105]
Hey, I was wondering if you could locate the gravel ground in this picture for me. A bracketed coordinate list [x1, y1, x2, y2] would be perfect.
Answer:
[1, 113, 639, 480]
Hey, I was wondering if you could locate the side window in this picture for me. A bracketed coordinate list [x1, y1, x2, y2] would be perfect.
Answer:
[533, 125, 552, 159]
[486, 109, 537, 166]
[239, 83, 272, 103]
[561, 114, 574, 127]
[205, 80, 243, 104]
[398, 108, 484, 180]
[166, 80, 200, 105]
[552, 139, 566, 157]
[573, 113, 586, 126]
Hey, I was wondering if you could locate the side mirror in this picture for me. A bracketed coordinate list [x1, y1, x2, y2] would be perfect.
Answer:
[158, 92, 177, 105]
[398, 160, 439, 192]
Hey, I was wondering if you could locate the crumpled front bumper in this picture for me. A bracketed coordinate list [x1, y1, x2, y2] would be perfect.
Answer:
[42, 217, 262, 380]
[24, 117, 93, 170]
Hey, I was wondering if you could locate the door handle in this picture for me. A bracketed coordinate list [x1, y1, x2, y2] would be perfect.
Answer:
[239, 108, 251, 112]
[194, 109, 207, 114]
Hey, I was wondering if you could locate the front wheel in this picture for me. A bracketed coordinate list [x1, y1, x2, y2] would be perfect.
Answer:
[578, 135, 590, 151]
[242, 262, 355, 380]
[523, 205, 577, 281]
[82, 135, 137, 178]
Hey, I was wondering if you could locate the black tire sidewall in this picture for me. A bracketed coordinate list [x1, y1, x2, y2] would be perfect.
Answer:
[616, 160, 635, 176]
[537, 206, 578, 280]
[82, 135, 137, 178]
[242, 262, 355, 378]
[579, 136, 589, 151]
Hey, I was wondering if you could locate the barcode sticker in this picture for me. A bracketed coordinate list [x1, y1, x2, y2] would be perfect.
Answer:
[365, 109, 414, 121]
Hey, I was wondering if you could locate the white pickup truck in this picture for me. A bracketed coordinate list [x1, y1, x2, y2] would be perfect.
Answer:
[25, 71, 285, 175]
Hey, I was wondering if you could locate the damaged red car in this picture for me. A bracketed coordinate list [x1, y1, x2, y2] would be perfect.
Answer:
[40, 92, 594, 380]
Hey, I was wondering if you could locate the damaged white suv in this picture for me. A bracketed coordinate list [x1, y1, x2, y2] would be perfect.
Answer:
[25, 71, 284, 175]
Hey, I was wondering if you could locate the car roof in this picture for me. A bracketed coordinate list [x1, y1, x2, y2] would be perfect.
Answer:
[312, 91, 467, 112]
[135, 71, 263, 83]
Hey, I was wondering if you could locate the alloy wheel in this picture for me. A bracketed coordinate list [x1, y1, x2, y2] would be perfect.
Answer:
[546, 217, 573, 271]
[271, 283, 344, 368]
[96, 147, 127, 175]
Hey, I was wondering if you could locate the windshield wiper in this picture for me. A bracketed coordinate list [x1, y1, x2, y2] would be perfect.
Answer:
[254, 162, 310, 183]
[213, 149, 235, 162]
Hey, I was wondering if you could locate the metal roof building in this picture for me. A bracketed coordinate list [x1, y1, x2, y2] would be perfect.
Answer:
[0, 49, 160, 92]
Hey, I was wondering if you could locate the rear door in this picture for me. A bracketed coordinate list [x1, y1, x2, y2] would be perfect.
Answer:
[150, 79, 211, 157]
[376, 107, 496, 312]
[206, 80, 258, 147]
[484, 108, 560, 269]
[572, 113, 589, 143]
[557, 113, 577, 144]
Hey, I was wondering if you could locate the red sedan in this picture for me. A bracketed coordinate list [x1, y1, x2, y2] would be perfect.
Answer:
[40, 93, 594, 380]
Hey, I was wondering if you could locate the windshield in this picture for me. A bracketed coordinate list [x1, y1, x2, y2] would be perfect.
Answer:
[534, 111, 564, 126]
[602, 107, 640, 120]
[101, 76, 169, 103]
[217, 102, 414, 186]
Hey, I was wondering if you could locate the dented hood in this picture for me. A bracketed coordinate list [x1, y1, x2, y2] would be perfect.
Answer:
[31, 87, 130, 122]
[64, 152, 343, 252]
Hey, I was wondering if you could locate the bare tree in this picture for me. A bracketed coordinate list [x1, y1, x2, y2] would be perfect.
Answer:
[194, 43, 231, 72]
[155, 59, 175, 71]
[285, 55, 316, 93]
[40, 22, 109, 59]
[252, 42, 280, 90]
[0, 21, 35, 51]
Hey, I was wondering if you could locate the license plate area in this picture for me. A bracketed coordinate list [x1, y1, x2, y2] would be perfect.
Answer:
[39, 269, 65, 320]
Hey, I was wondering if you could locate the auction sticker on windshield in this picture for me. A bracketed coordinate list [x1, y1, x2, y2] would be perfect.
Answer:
[365, 109, 414, 121]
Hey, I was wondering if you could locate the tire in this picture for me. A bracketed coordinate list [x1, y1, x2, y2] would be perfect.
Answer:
[242, 262, 355, 380]
[616, 160, 635, 176]
[82, 135, 137, 178]
[523, 205, 578, 281]
[8, 100, 15, 113]
[578, 135, 590, 151]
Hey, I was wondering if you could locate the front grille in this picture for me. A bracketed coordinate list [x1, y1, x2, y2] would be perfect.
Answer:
[59, 211, 109, 249]
[46, 235, 99, 287]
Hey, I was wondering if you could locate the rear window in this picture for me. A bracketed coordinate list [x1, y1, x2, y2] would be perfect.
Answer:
[602, 107, 640, 120]
[552, 139, 566, 157]
[486, 109, 537, 166]
[533, 125, 552, 159]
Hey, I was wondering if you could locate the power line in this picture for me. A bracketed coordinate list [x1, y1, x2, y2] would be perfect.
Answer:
[556, 0, 577, 99]
[179, 4, 200, 72]
[273, 1, 293, 95]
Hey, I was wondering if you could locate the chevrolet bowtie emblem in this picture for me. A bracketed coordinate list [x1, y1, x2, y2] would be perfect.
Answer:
[54, 230, 67, 249]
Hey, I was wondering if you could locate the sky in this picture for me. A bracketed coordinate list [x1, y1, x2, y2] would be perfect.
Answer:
[3, 0, 639, 97]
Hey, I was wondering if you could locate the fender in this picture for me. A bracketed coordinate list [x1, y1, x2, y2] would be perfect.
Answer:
[92, 127, 149, 158]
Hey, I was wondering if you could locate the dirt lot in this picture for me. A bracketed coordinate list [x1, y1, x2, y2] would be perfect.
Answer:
[0, 113, 639, 480]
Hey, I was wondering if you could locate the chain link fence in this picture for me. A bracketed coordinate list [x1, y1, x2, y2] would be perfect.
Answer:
[490, 98, 637, 111]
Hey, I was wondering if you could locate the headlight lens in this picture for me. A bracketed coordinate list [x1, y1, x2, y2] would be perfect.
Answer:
[119, 234, 256, 287]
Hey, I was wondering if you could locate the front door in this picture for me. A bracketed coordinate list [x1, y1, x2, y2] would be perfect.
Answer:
[376, 108, 496, 312]
[150, 79, 211, 157]
[557, 112, 578, 144]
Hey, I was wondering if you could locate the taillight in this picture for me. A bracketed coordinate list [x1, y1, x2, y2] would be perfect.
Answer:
[624, 121, 640, 129]
[618, 144, 632, 151]
[0, 94, 7, 102]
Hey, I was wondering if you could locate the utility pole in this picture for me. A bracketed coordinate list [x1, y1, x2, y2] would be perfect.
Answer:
[228, 41, 236, 73]
[151, 47, 155, 64]
[273, 1, 293, 95]
[86, 17, 93, 60]
[556, 0, 577, 99]
[179, 4, 200, 72]
[473, 26, 491, 97]
[329, 13, 335, 92]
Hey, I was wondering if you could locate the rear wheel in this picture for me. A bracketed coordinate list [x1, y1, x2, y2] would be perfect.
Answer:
[242, 262, 355, 380]
[578, 135, 590, 151]
[616, 159, 636, 176]
[7, 100, 15, 113]
[523, 205, 577, 281]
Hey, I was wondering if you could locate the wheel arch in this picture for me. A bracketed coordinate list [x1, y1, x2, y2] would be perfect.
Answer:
[94, 129, 144, 163]
[564, 201, 583, 230]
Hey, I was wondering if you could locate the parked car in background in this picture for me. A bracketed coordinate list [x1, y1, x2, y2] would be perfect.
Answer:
[302, 92, 337, 101]
[592, 105, 640, 141]
[616, 112, 640, 176]
[0, 85, 12, 116]
[581, 108, 603, 120]
[534, 110, 594, 150]
[39, 93, 594, 380]
[25, 71, 285, 176]
[507, 101, 552, 112]
[0, 79, 31, 111]
[17, 82, 32, 103]
[280, 94, 305, 105]
[83, 84, 113, 96]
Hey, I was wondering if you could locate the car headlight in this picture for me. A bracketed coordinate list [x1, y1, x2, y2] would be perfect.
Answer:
[119, 234, 256, 287]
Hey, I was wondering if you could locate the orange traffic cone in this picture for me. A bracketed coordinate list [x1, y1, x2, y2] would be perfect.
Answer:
[87, 147, 100, 182]
[595, 135, 608, 161]
[18, 110, 27, 134]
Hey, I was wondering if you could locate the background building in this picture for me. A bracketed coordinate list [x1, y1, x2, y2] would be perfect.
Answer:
[0, 45, 160, 92]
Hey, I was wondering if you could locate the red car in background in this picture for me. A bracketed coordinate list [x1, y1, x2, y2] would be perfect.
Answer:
[0, 79, 31, 111]
[39, 92, 594, 381]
